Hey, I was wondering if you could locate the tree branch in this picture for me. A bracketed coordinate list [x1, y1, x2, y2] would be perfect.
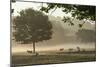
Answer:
[50, 6, 57, 15]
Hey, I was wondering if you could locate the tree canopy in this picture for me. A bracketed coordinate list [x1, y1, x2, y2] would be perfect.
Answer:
[40, 3, 96, 21]
[13, 8, 53, 44]
[13, 8, 53, 53]
[40, 3, 96, 27]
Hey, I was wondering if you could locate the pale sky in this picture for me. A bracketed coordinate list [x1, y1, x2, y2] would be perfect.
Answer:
[12, 2, 71, 18]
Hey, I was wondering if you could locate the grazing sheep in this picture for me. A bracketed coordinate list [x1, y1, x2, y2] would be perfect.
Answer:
[27, 50, 39, 56]
[59, 48, 64, 51]
[27, 50, 32, 53]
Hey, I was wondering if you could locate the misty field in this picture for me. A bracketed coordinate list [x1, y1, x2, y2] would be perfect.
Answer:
[12, 51, 96, 66]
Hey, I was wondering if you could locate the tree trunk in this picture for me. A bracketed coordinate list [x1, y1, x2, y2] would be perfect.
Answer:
[33, 41, 35, 53]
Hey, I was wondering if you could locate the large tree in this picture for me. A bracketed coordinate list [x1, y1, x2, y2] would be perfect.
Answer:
[13, 8, 53, 54]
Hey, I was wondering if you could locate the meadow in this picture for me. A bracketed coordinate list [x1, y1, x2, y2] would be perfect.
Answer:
[11, 51, 96, 66]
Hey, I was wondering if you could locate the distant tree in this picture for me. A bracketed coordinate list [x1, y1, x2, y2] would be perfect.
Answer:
[76, 29, 96, 43]
[13, 8, 53, 54]
[40, 3, 96, 27]
[76, 47, 80, 52]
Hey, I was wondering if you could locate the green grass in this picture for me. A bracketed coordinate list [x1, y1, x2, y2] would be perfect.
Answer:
[11, 51, 96, 66]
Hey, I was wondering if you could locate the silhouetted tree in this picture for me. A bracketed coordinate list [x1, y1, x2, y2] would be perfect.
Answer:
[40, 3, 96, 27]
[76, 46, 80, 52]
[13, 8, 53, 54]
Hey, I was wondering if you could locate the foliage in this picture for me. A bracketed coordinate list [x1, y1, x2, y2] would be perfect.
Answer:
[62, 17, 74, 26]
[13, 8, 53, 44]
[40, 3, 96, 27]
[40, 3, 96, 21]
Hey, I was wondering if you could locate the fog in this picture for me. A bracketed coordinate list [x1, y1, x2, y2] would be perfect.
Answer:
[12, 16, 96, 53]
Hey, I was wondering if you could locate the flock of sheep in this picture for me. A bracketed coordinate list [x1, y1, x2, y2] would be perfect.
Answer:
[27, 46, 86, 54]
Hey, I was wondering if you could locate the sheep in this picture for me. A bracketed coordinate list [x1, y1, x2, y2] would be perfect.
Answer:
[27, 50, 39, 56]
[27, 50, 32, 53]
[59, 48, 64, 51]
